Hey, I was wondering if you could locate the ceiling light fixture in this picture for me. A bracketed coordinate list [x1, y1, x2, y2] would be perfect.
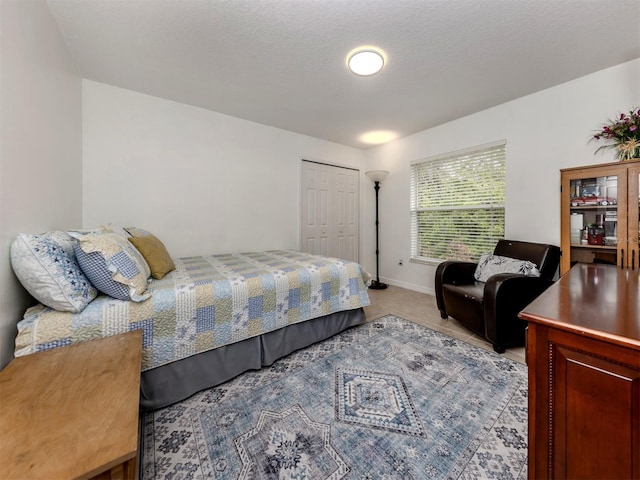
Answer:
[347, 47, 385, 76]
[359, 130, 398, 145]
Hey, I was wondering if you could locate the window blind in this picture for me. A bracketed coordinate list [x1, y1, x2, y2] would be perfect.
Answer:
[410, 141, 506, 263]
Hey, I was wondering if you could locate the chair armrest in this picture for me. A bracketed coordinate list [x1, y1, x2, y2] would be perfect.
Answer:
[436, 261, 478, 285]
[483, 274, 555, 343]
[435, 261, 478, 313]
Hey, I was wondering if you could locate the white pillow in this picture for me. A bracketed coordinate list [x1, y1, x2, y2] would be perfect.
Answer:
[74, 232, 151, 302]
[474, 254, 541, 282]
[10, 231, 97, 312]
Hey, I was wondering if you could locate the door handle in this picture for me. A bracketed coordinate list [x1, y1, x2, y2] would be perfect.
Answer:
[621, 248, 624, 269]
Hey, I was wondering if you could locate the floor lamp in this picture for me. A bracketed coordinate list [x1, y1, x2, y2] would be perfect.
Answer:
[365, 170, 389, 290]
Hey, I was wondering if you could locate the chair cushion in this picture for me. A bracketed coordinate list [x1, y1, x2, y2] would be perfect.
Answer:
[474, 254, 540, 282]
[443, 282, 485, 304]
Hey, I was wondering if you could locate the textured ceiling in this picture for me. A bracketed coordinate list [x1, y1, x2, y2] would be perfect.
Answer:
[47, 0, 640, 149]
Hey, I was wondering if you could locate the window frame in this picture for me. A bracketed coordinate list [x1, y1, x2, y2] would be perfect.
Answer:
[410, 140, 507, 265]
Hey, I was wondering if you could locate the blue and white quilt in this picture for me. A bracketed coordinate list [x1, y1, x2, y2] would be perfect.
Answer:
[15, 251, 371, 371]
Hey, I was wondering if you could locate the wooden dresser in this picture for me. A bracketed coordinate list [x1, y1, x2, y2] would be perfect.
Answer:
[519, 263, 640, 479]
[0, 330, 142, 480]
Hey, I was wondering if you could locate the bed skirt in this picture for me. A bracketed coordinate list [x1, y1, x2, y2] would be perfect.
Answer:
[140, 307, 366, 410]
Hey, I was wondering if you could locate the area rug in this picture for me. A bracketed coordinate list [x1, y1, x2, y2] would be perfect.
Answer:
[140, 314, 528, 479]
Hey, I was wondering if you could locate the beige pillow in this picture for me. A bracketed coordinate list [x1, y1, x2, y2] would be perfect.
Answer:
[128, 234, 175, 280]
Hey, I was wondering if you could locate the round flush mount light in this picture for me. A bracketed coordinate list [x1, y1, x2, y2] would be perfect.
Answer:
[347, 48, 385, 76]
[359, 130, 398, 145]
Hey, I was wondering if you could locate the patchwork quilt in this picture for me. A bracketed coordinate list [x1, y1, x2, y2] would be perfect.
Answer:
[14, 251, 371, 371]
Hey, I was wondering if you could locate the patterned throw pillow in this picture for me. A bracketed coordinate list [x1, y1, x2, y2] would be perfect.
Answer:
[68, 224, 131, 241]
[99, 223, 132, 239]
[10, 231, 97, 312]
[473, 254, 541, 282]
[74, 232, 151, 301]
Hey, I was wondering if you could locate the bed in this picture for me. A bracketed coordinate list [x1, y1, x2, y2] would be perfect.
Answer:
[13, 244, 371, 410]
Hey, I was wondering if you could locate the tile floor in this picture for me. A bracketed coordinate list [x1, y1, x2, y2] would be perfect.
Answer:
[363, 284, 526, 364]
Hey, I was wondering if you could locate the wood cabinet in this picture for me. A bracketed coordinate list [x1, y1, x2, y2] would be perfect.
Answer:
[560, 158, 640, 275]
[0, 331, 142, 480]
[519, 264, 640, 479]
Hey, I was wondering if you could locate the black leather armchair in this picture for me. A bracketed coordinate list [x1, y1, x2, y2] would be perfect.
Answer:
[435, 239, 561, 353]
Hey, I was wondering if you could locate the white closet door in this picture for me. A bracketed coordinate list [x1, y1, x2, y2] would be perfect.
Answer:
[301, 161, 331, 256]
[334, 168, 359, 262]
[301, 160, 359, 262]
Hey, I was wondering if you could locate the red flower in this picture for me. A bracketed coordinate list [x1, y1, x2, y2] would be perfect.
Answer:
[591, 107, 640, 160]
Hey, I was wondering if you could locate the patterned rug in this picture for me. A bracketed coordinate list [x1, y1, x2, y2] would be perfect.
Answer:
[140, 314, 528, 479]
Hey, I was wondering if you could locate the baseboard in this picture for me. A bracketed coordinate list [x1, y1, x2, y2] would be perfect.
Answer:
[378, 277, 435, 297]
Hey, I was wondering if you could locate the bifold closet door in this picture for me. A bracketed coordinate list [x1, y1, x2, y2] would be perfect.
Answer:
[300, 161, 359, 262]
[301, 161, 331, 257]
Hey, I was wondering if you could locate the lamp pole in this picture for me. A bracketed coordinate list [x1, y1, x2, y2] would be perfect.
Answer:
[365, 170, 389, 290]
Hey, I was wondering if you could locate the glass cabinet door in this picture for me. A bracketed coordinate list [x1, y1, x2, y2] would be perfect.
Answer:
[627, 165, 640, 270]
[561, 164, 628, 274]
[569, 175, 619, 261]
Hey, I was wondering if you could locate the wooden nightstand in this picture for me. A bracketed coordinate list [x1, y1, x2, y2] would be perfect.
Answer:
[0, 330, 142, 480]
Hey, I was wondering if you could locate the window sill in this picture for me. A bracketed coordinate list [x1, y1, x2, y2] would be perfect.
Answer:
[410, 257, 443, 267]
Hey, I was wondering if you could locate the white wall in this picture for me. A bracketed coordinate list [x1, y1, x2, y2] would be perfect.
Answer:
[82, 81, 365, 258]
[0, 0, 82, 368]
[363, 59, 640, 295]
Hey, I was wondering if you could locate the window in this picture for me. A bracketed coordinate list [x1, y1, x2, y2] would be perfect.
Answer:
[410, 141, 506, 264]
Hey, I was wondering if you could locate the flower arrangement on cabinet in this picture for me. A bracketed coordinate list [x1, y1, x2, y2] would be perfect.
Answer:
[592, 108, 640, 161]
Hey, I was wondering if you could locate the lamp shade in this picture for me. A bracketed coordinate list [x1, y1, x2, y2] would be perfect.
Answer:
[365, 170, 389, 183]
